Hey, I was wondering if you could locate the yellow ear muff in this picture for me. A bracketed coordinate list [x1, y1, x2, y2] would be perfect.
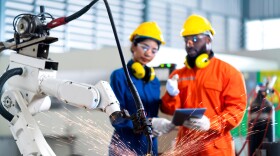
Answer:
[195, 53, 210, 68]
[185, 53, 210, 69]
[130, 62, 156, 82]
[131, 62, 145, 79]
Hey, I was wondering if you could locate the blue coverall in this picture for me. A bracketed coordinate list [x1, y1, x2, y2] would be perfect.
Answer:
[109, 60, 161, 156]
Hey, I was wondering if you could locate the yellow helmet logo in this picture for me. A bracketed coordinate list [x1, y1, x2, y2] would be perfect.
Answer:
[180, 14, 215, 37]
[129, 21, 165, 45]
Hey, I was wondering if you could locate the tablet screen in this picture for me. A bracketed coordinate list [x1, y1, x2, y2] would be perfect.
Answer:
[172, 108, 206, 126]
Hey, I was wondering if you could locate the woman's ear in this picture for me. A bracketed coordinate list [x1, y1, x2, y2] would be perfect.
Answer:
[131, 44, 136, 53]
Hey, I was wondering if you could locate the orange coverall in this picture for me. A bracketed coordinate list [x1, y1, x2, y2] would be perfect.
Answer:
[161, 57, 247, 156]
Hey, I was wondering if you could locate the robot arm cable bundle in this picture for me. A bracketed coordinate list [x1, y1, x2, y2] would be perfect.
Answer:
[0, 67, 23, 121]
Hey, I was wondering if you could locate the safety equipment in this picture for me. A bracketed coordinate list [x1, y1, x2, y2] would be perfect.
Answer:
[183, 115, 210, 131]
[151, 117, 175, 136]
[180, 14, 215, 37]
[130, 61, 155, 82]
[185, 53, 210, 69]
[129, 21, 165, 45]
[166, 74, 179, 96]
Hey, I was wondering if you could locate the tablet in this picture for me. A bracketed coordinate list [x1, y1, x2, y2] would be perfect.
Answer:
[172, 108, 206, 126]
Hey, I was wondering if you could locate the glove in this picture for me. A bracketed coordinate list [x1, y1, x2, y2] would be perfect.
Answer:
[151, 118, 175, 136]
[183, 115, 210, 131]
[166, 74, 179, 96]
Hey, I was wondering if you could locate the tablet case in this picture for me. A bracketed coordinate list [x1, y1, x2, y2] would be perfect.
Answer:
[172, 108, 206, 126]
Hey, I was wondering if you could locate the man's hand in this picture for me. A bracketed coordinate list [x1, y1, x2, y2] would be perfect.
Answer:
[166, 74, 179, 96]
[151, 118, 175, 136]
[183, 115, 210, 131]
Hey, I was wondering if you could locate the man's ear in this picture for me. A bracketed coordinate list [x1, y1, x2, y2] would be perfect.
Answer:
[205, 36, 212, 51]
[206, 36, 211, 44]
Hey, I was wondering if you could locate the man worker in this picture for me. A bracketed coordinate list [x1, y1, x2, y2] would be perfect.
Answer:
[161, 14, 247, 156]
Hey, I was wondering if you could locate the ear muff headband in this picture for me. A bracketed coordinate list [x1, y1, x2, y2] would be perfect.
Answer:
[184, 59, 191, 69]
[149, 67, 156, 81]
[130, 62, 155, 82]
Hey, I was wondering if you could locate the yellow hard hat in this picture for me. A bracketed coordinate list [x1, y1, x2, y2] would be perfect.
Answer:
[129, 21, 165, 45]
[180, 14, 215, 37]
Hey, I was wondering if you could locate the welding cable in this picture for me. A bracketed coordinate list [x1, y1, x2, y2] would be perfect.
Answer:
[237, 88, 258, 155]
[47, 0, 99, 29]
[103, 0, 153, 155]
[236, 95, 267, 156]
[237, 88, 257, 138]
[0, 68, 23, 122]
[236, 88, 256, 152]
[251, 110, 272, 156]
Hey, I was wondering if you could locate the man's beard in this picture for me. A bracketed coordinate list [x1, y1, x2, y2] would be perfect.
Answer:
[186, 45, 207, 68]
[186, 54, 196, 68]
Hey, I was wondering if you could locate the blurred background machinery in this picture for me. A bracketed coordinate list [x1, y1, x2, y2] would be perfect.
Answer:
[1, 0, 280, 156]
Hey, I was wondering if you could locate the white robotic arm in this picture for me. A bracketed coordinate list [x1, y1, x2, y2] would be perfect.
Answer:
[5, 52, 120, 116]
[0, 52, 122, 156]
[40, 78, 121, 116]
